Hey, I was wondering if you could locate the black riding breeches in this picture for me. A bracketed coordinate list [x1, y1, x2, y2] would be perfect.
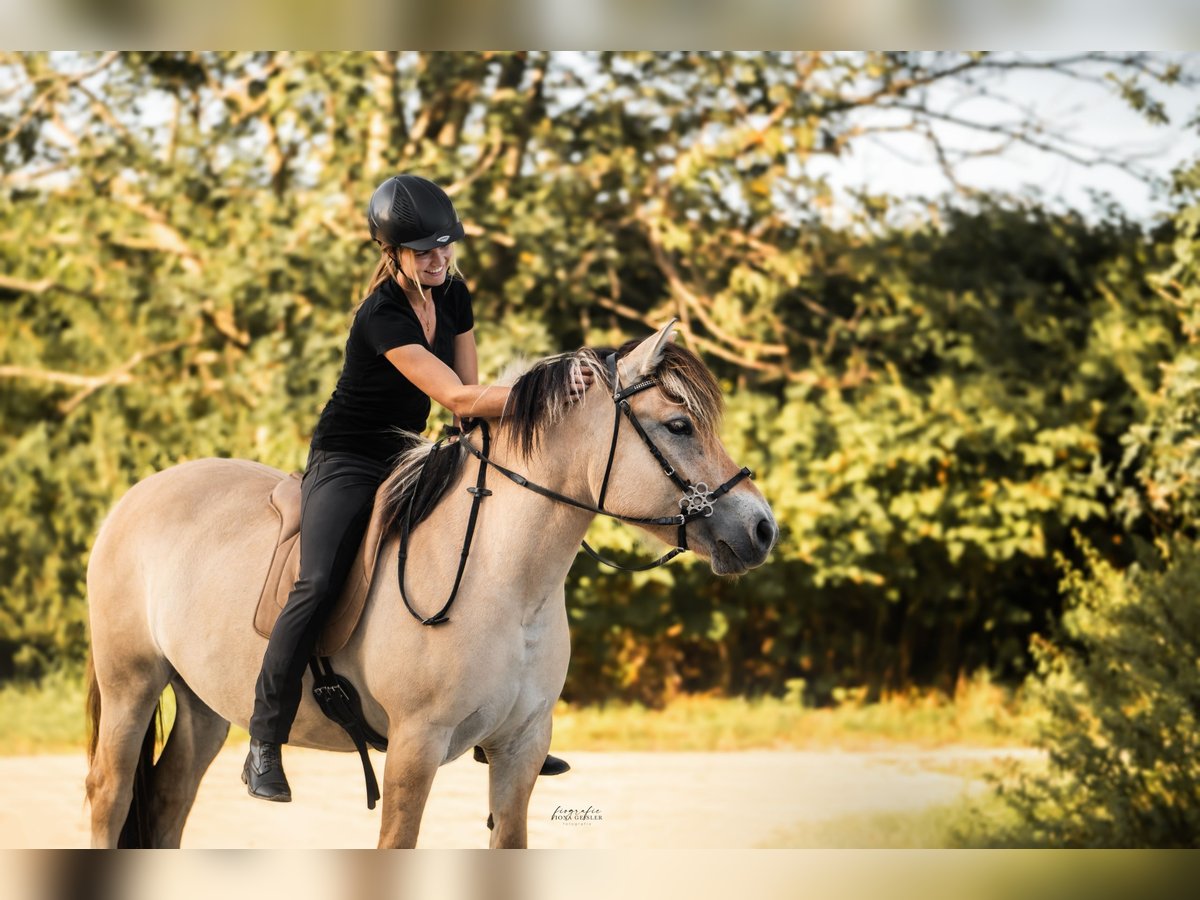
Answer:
[250, 449, 391, 744]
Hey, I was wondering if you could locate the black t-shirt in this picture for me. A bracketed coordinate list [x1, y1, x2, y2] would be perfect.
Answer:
[310, 276, 475, 463]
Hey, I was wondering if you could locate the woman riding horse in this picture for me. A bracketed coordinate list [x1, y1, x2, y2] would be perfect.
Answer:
[86, 317, 775, 847]
[245, 174, 579, 801]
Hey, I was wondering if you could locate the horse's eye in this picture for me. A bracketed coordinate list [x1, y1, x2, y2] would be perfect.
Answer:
[666, 418, 693, 436]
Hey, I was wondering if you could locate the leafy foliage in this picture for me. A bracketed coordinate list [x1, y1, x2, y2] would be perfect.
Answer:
[1113, 160, 1200, 533]
[985, 538, 1200, 847]
[565, 205, 1176, 702]
[975, 167, 1200, 847]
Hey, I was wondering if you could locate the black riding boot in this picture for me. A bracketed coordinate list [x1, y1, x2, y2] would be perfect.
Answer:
[473, 745, 572, 776]
[243, 738, 292, 802]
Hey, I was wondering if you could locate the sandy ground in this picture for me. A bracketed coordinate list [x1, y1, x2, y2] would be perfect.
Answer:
[0, 746, 1034, 849]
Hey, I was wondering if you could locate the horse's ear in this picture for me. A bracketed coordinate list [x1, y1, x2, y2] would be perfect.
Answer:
[621, 319, 678, 380]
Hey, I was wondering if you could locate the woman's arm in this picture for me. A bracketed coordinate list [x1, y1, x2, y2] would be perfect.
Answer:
[452, 329, 479, 387]
[385, 343, 510, 419]
[450, 331, 481, 430]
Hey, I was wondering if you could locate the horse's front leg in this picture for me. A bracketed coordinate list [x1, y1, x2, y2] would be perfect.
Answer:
[485, 715, 552, 849]
[377, 728, 448, 848]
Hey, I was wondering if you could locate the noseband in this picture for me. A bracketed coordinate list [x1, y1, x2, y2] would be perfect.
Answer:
[397, 352, 753, 625]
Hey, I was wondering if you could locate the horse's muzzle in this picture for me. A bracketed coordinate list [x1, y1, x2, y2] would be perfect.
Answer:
[699, 497, 777, 576]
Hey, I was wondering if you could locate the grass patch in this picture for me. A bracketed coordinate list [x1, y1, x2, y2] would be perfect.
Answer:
[553, 674, 1037, 752]
[0, 670, 188, 756]
[0, 670, 1037, 755]
[758, 790, 1025, 848]
[760, 801, 970, 848]
[0, 668, 89, 754]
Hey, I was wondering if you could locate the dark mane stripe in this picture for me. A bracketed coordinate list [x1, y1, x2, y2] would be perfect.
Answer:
[502, 340, 723, 460]
[503, 349, 604, 458]
[378, 437, 467, 540]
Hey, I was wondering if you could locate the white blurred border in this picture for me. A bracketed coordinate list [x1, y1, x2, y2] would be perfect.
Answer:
[1, 0, 1199, 48]
[2, 849, 1197, 900]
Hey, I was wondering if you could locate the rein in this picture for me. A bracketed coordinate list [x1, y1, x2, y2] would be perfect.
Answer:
[396, 352, 752, 625]
[395, 422, 493, 626]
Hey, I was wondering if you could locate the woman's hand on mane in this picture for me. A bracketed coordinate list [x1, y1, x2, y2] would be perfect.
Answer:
[568, 363, 595, 401]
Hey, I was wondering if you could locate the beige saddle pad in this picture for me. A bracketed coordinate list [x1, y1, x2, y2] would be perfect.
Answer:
[253, 472, 388, 656]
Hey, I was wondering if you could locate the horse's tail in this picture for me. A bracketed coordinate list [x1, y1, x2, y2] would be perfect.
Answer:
[85, 653, 101, 764]
[85, 652, 161, 848]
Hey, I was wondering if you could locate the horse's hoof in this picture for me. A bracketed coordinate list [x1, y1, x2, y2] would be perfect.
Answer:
[540, 754, 571, 776]
[487, 812, 494, 831]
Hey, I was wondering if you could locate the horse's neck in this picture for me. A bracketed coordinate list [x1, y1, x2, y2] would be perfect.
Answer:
[382, 443, 596, 613]
[471, 440, 596, 591]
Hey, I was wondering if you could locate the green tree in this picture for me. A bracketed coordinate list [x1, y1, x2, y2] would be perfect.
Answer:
[983, 538, 1200, 847]
[979, 163, 1200, 848]
[563, 203, 1178, 702]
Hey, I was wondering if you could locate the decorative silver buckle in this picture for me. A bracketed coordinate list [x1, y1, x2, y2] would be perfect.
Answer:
[679, 483, 715, 518]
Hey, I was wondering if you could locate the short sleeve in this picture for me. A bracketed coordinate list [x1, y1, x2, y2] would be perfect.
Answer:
[452, 281, 475, 335]
[363, 298, 422, 356]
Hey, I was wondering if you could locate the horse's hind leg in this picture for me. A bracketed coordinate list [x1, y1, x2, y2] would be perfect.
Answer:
[149, 677, 230, 848]
[86, 658, 172, 848]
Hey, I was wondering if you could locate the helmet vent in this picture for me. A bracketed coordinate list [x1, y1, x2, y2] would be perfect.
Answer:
[390, 181, 422, 232]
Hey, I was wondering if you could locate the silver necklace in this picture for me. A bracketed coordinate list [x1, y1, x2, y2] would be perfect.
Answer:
[410, 296, 435, 339]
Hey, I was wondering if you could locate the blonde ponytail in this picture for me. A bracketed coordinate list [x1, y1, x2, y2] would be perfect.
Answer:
[364, 247, 399, 300]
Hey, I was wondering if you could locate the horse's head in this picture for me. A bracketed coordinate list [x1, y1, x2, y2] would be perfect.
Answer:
[598, 321, 776, 575]
[503, 321, 777, 575]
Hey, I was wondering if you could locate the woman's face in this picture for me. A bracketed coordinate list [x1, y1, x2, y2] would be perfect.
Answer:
[405, 245, 455, 288]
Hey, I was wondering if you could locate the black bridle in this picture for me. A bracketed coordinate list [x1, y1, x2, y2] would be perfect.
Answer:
[397, 352, 753, 625]
[584, 352, 753, 566]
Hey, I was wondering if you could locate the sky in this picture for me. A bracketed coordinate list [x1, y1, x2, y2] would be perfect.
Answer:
[3, 52, 1196, 227]
[815, 56, 1200, 223]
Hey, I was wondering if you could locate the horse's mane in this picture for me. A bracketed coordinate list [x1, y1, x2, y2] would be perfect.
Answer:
[377, 340, 724, 538]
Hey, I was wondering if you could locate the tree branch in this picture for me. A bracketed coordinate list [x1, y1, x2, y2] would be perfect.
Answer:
[639, 213, 789, 359]
[0, 365, 128, 389]
[0, 274, 59, 296]
[0, 326, 203, 414]
[0, 51, 121, 144]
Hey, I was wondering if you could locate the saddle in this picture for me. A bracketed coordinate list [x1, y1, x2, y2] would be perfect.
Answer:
[253, 472, 388, 656]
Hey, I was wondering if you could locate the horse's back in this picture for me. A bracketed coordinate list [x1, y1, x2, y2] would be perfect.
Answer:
[105, 457, 286, 519]
[91, 457, 285, 576]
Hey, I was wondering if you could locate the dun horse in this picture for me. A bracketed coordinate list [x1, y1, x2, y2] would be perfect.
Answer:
[84, 322, 777, 848]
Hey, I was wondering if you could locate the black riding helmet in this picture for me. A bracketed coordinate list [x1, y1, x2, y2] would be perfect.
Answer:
[367, 174, 465, 250]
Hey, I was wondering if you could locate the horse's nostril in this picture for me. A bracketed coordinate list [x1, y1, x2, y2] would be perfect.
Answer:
[755, 516, 776, 550]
